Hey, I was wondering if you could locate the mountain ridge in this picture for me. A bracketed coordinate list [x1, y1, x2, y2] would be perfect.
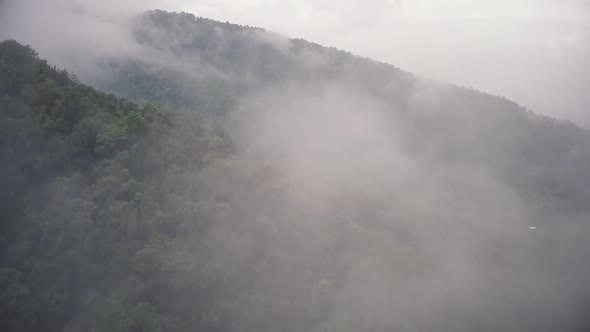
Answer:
[1, 9, 589, 332]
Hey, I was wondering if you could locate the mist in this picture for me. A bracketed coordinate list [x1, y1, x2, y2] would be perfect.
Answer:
[1, 1, 590, 331]
[1, 0, 588, 124]
[186, 77, 588, 331]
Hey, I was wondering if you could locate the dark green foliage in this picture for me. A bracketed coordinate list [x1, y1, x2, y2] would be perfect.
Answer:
[0, 40, 231, 332]
[1, 11, 590, 331]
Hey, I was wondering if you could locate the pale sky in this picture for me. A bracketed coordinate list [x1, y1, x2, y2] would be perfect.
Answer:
[1, 0, 589, 124]
[179, 0, 590, 124]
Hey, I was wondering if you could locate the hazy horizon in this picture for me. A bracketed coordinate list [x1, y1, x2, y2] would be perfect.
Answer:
[1, 0, 588, 125]
[1, 4, 590, 331]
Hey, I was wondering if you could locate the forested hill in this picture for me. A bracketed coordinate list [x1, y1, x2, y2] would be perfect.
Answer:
[1, 9, 590, 332]
[100, 10, 590, 219]
[0, 39, 230, 332]
[99, 10, 414, 111]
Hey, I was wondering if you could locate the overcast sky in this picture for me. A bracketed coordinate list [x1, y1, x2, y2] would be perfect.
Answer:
[1, 0, 588, 124]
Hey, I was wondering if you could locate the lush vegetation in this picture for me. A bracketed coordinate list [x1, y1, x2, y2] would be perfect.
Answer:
[1, 10, 589, 332]
[0, 39, 233, 332]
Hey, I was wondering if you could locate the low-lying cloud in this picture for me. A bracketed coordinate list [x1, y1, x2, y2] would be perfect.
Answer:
[193, 80, 589, 330]
[1, 0, 588, 124]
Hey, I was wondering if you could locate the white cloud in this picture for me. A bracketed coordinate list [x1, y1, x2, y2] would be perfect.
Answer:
[1, 0, 588, 123]
[178, 0, 590, 124]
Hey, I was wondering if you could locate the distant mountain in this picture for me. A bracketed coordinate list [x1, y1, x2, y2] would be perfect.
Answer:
[1, 10, 589, 332]
[99, 10, 590, 221]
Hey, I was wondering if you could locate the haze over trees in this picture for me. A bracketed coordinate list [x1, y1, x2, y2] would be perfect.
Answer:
[1, 10, 589, 332]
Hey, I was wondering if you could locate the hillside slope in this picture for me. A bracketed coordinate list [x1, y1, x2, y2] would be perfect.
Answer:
[1, 11, 590, 332]
[0, 40, 231, 332]
[99, 10, 590, 221]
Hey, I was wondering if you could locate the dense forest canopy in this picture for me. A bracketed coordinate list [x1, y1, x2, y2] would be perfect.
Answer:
[1, 10, 589, 332]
